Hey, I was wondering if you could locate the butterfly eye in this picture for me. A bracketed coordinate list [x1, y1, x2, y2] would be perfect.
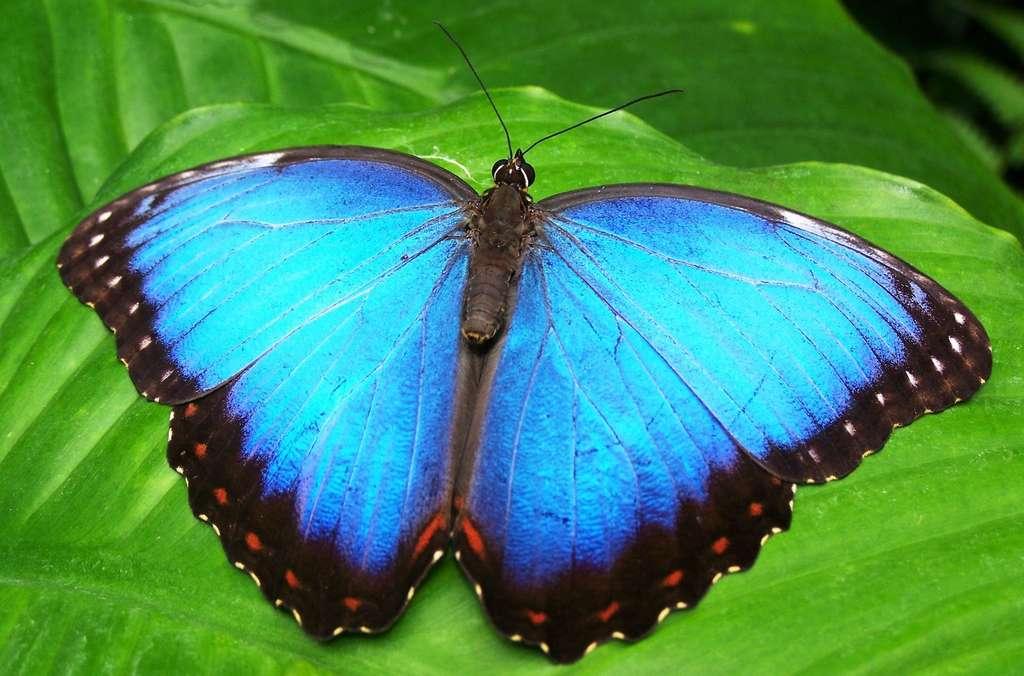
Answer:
[491, 160, 508, 182]
[520, 160, 536, 187]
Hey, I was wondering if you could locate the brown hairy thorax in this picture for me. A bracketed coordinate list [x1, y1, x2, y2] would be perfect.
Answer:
[460, 183, 535, 345]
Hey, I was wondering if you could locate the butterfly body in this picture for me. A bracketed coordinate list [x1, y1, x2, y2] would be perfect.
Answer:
[462, 182, 534, 345]
[56, 144, 991, 663]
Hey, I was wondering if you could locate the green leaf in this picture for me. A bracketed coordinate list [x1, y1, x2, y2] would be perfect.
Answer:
[939, 110, 1004, 173]
[1, 93, 1022, 673]
[957, 0, 1024, 62]
[2, 0, 1023, 256]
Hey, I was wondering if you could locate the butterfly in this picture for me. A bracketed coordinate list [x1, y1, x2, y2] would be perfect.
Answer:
[54, 32, 991, 665]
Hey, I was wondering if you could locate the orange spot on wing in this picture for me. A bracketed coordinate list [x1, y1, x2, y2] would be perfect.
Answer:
[596, 601, 620, 622]
[749, 502, 763, 517]
[712, 537, 730, 555]
[194, 442, 207, 459]
[461, 517, 486, 559]
[662, 569, 684, 587]
[526, 609, 548, 625]
[213, 488, 229, 505]
[184, 402, 199, 418]
[343, 596, 362, 612]
[284, 569, 301, 589]
[769, 476, 782, 486]
[413, 513, 445, 558]
[245, 531, 263, 552]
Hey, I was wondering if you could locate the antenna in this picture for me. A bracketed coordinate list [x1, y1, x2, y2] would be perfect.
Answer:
[521, 89, 683, 156]
[435, 22, 514, 159]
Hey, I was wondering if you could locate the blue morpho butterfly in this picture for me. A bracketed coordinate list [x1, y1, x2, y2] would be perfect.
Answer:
[56, 29, 991, 664]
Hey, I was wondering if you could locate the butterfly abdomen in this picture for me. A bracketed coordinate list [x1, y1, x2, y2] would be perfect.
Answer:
[461, 185, 533, 346]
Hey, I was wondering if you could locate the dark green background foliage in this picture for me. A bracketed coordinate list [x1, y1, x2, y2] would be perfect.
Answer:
[0, 1, 1022, 673]
[846, 0, 1024, 194]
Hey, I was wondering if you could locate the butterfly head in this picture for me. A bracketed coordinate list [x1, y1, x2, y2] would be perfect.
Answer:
[491, 149, 535, 190]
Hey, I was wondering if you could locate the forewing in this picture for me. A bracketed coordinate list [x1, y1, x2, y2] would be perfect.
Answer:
[57, 146, 477, 403]
[538, 185, 991, 482]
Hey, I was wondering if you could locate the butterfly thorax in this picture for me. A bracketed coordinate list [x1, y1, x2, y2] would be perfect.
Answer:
[461, 183, 534, 346]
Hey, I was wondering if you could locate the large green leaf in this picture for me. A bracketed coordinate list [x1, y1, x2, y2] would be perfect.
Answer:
[0, 92, 1021, 673]
[1, 0, 1022, 257]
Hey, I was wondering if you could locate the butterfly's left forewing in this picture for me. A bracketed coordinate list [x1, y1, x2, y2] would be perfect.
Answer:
[453, 185, 990, 662]
[58, 146, 476, 403]
[60, 146, 479, 636]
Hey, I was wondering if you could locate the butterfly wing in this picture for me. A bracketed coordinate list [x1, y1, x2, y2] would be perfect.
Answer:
[57, 146, 476, 403]
[59, 147, 479, 635]
[453, 185, 990, 661]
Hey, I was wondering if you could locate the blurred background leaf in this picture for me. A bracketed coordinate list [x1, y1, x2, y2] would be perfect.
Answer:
[2, 0, 1023, 255]
[1, 1, 1022, 673]
[846, 0, 1024, 196]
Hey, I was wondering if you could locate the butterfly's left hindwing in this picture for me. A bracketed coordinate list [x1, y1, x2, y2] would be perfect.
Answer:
[59, 146, 478, 636]
[454, 185, 990, 662]
[167, 239, 469, 635]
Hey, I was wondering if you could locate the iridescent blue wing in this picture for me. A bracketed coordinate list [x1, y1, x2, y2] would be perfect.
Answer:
[58, 147, 478, 636]
[454, 185, 991, 662]
[57, 146, 475, 403]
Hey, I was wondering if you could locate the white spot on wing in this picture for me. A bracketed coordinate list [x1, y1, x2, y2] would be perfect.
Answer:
[139, 336, 152, 350]
[931, 356, 944, 373]
[260, 152, 285, 165]
[954, 312, 966, 325]
[906, 370, 918, 387]
[94, 255, 109, 268]
[97, 211, 112, 223]
[129, 302, 140, 315]
[843, 421, 856, 436]
[779, 210, 819, 232]
[89, 234, 104, 247]
[107, 276, 122, 288]
[949, 336, 962, 353]
[875, 392, 885, 405]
